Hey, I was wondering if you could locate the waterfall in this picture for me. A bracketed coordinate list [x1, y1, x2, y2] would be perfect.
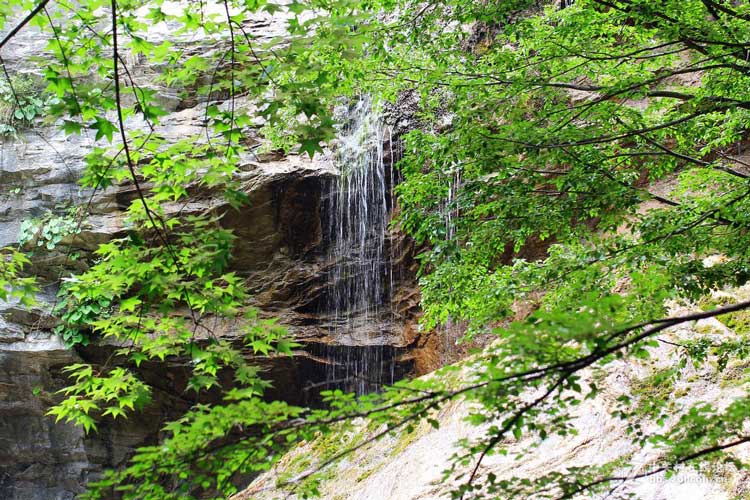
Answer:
[320, 97, 397, 395]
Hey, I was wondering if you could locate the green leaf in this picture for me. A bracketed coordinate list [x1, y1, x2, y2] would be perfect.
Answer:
[91, 117, 118, 142]
[63, 120, 82, 135]
[299, 138, 323, 158]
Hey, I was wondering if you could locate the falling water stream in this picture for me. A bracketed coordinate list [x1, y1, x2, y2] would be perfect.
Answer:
[321, 97, 398, 395]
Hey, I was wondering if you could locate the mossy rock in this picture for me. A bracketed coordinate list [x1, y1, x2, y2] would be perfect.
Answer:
[718, 359, 750, 388]
[390, 420, 431, 458]
[630, 368, 678, 418]
[697, 294, 750, 336]
[285, 453, 313, 477]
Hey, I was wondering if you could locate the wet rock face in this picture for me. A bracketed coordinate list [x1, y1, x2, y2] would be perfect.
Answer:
[0, 329, 210, 500]
[225, 162, 330, 274]
[0, 343, 85, 500]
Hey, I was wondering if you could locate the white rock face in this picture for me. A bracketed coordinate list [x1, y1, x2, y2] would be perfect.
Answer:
[239, 294, 750, 500]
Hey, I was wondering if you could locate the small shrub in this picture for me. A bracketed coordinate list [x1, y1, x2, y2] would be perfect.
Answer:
[0, 75, 54, 137]
[18, 209, 80, 251]
[53, 281, 113, 347]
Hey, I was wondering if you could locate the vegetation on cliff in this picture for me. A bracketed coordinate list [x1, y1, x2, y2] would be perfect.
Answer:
[3, 0, 750, 498]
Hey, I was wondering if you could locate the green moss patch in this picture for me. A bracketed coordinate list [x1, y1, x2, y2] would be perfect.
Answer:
[698, 294, 750, 336]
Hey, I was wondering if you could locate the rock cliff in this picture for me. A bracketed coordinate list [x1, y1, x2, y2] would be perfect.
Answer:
[0, 11, 420, 499]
